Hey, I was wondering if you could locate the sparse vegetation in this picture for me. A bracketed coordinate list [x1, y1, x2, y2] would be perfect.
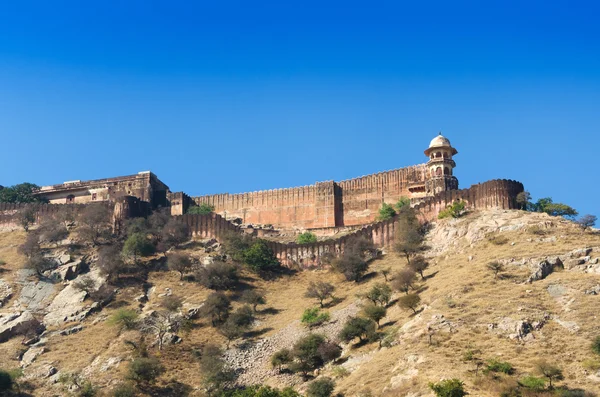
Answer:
[429, 378, 467, 397]
[577, 214, 597, 230]
[535, 360, 563, 388]
[518, 375, 546, 391]
[306, 377, 335, 397]
[333, 236, 376, 282]
[438, 200, 466, 219]
[487, 233, 509, 245]
[78, 204, 113, 245]
[592, 335, 600, 356]
[301, 307, 330, 328]
[187, 203, 215, 215]
[241, 289, 266, 312]
[394, 208, 423, 263]
[127, 357, 164, 386]
[122, 232, 155, 262]
[199, 344, 234, 395]
[487, 261, 504, 280]
[408, 255, 429, 279]
[484, 358, 514, 375]
[107, 309, 139, 330]
[297, 232, 318, 244]
[395, 196, 411, 211]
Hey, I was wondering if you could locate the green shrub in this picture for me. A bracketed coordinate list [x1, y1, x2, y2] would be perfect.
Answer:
[122, 232, 155, 261]
[518, 375, 545, 391]
[78, 381, 97, 397]
[187, 203, 215, 215]
[307, 377, 335, 397]
[438, 201, 466, 219]
[271, 349, 293, 371]
[361, 304, 386, 326]
[377, 203, 396, 221]
[297, 232, 318, 244]
[339, 317, 376, 343]
[487, 234, 509, 245]
[485, 359, 514, 375]
[331, 365, 350, 378]
[365, 283, 392, 306]
[127, 357, 164, 385]
[592, 336, 600, 356]
[429, 378, 467, 397]
[395, 196, 411, 211]
[301, 308, 330, 328]
[0, 370, 13, 392]
[112, 382, 137, 397]
[107, 309, 139, 330]
[243, 240, 280, 273]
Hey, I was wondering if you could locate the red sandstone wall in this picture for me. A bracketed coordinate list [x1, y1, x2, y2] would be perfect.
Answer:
[187, 165, 427, 229]
[174, 179, 524, 268]
[336, 165, 427, 226]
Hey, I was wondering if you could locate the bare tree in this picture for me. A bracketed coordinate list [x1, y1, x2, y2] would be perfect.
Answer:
[392, 268, 416, 294]
[140, 306, 182, 351]
[576, 214, 597, 231]
[160, 218, 190, 250]
[486, 261, 503, 280]
[408, 255, 429, 280]
[168, 253, 193, 280]
[78, 204, 113, 245]
[394, 210, 423, 264]
[304, 281, 335, 308]
[97, 244, 125, 283]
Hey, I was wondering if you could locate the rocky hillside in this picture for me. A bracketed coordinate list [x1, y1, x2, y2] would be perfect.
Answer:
[0, 209, 599, 396]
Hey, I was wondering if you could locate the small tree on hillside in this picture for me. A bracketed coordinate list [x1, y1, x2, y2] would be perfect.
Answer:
[241, 289, 266, 312]
[365, 283, 392, 306]
[222, 231, 253, 262]
[199, 344, 234, 395]
[516, 191, 532, 211]
[576, 214, 597, 231]
[197, 261, 239, 290]
[408, 255, 429, 280]
[243, 240, 279, 273]
[97, 244, 126, 283]
[160, 218, 189, 250]
[362, 304, 386, 327]
[333, 236, 376, 282]
[305, 281, 335, 308]
[398, 293, 421, 314]
[127, 357, 164, 387]
[202, 292, 231, 326]
[19, 204, 38, 232]
[168, 253, 193, 280]
[271, 349, 293, 372]
[381, 267, 391, 281]
[78, 204, 113, 245]
[429, 378, 467, 397]
[339, 317, 376, 344]
[38, 217, 69, 245]
[122, 233, 155, 263]
[392, 268, 416, 294]
[535, 361, 563, 388]
[487, 261, 503, 280]
[394, 209, 423, 263]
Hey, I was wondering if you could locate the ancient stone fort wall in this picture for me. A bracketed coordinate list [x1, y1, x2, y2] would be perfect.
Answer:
[174, 179, 524, 267]
[179, 164, 429, 229]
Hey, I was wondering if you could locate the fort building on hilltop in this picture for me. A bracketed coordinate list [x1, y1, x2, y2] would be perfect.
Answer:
[29, 134, 522, 230]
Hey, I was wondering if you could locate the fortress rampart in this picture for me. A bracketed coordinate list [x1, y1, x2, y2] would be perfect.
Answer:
[174, 179, 524, 267]
[178, 164, 429, 229]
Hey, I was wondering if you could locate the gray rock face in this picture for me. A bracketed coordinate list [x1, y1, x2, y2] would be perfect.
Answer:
[51, 259, 83, 281]
[570, 248, 592, 258]
[527, 260, 560, 283]
[0, 311, 42, 343]
[17, 280, 55, 311]
[0, 279, 13, 307]
[21, 346, 45, 367]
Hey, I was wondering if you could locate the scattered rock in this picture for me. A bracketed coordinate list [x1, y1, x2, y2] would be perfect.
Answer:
[0, 311, 43, 343]
[547, 284, 568, 297]
[554, 318, 580, 333]
[59, 325, 83, 336]
[565, 258, 586, 270]
[585, 285, 600, 295]
[527, 260, 560, 283]
[21, 347, 45, 367]
[0, 279, 13, 307]
[570, 248, 592, 258]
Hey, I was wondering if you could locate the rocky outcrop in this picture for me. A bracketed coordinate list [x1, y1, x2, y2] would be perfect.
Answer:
[0, 311, 42, 343]
[0, 279, 12, 307]
[527, 259, 563, 283]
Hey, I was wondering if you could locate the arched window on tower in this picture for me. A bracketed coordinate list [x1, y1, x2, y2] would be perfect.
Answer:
[435, 152, 441, 158]
[444, 167, 450, 175]
[435, 167, 442, 176]
[443, 152, 448, 159]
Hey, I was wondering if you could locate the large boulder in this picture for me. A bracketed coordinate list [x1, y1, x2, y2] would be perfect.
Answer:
[0, 311, 43, 343]
[527, 259, 562, 283]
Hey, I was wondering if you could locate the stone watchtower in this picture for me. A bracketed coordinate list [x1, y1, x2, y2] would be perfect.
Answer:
[424, 133, 459, 195]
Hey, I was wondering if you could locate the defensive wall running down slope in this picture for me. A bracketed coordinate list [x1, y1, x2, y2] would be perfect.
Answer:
[173, 179, 524, 267]
[0, 179, 523, 267]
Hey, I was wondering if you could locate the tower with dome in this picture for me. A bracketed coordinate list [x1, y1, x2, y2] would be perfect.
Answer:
[424, 133, 459, 196]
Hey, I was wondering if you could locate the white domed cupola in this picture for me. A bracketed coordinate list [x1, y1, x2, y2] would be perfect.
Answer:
[424, 133, 459, 195]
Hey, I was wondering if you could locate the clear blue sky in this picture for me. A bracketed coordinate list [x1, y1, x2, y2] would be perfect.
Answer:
[0, 1, 598, 218]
